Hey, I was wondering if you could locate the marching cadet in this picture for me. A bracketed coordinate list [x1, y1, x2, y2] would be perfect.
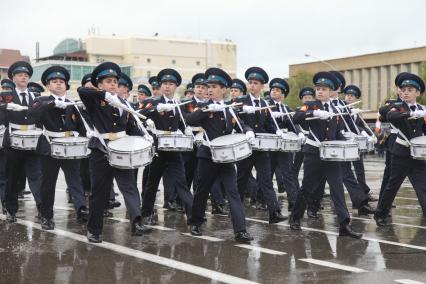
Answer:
[140, 68, 194, 225]
[1, 79, 16, 91]
[78, 62, 152, 243]
[291, 87, 315, 190]
[133, 84, 152, 109]
[289, 71, 362, 238]
[375, 73, 426, 226]
[28, 66, 88, 229]
[2, 61, 42, 222]
[186, 67, 254, 242]
[27, 82, 45, 97]
[236, 67, 286, 224]
[343, 85, 377, 198]
[148, 76, 161, 97]
[184, 83, 194, 100]
[267, 78, 300, 211]
[229, 78, 247, 100]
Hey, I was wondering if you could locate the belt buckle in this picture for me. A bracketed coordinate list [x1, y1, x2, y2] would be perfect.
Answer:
[109, 132, 118, 140]
[20, 125, 28, 131]
[64, 131, 71, 137]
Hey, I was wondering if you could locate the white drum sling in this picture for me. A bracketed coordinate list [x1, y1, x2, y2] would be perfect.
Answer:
[209, 134, 252, 163]
[0, 127, 5, 149]
[107, 136, 153, 169]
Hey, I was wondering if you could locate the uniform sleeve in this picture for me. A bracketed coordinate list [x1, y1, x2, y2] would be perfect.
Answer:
[78, 87, 106, 114]
[27, 97, 54, 121]
[387, 105, 410, 124]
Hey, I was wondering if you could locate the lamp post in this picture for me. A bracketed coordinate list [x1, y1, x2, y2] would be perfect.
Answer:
[304, 53, 337, 71]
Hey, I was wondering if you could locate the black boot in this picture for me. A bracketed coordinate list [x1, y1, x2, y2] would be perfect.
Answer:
[77, 207, 88, 224]
[212, 204, 228, 215]
[358, 204, 376, 215]
[6, 212, 16, 223]
[163, 201, 176, 211]
[374, 214, 389, 227]
[41, 218, 55, 230]
[142, 213, 158, 225]
[235, 231, 254, 243]
[307, 209, 319, 219]
[131, 218, 152, 236]
[87, 232, 102, 243]
[289, 215, 301, 230]
[339, 224, 362, 239]
[190, 225, 202, 236]
[269, 212, 287, 224]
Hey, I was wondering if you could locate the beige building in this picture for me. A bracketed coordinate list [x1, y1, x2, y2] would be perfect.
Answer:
[83, 35, 237, 85]
[289, 47, 426, 119]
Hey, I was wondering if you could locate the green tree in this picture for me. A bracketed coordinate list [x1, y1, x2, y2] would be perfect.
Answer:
[286, 70, 314, 109]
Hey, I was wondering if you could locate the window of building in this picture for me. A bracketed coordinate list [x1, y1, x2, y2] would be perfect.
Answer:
[367, 68, 371, 109]
[377, 67, 381, 108]
[147, 71, 151, 77]
[71, 66, 82, 81]
[172, 59, 176, 65]
[217, 63, 222, 68]
[147, 58, 151, 63]
[386, 65, 391, 98]
[196, 61, 200, 66]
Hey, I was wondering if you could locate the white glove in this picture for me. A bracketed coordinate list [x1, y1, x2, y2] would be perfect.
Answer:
[242, 105, 257, 114]
[206, 104, 225, 112]
[6, 103, 27, 112]
[410, 110, 426, 118]
[184, 126, 193, 135]
[145, 119, 155, 129]
[104, 92, 121, 106]
[245, 131, 255, 142]
[156, 103, 175, 112]
[271, 112, 285, 118]
[276, 129, 286, 138]
[86, 129, 95, 139]
[360, 130, 369, 137]
[144, 133, 154, 143]
[351, 108, 362, 115]
[313, 109, 331, 120]
[298, 132, 306, 140]
[54, 99, 68, 109]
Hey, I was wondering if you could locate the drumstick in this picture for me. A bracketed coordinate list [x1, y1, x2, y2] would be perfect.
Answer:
[239, 105, 276, 114]
[201, 102, 242, 112]
[306, 113, 349, 120]
[350, 109, 371, 114]
[109, 101, 147, 120]
[336, 101, 362, 109]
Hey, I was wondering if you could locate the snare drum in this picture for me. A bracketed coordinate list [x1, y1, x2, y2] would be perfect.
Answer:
[281, 132, 301, 152]
[10, 129, 42, 150]
[320, 140, 359, 161]
[367, 139, 375, 152]
[354, 135, 368, 152]
[0, 127, 5, 149]
[209, 134, 252, 163]
[107, 136, 153, 169]
[410, 136, 426, 160]
[157, 134, 193, 152]
[251, 133, 282, 151]
[51, 137, 90, 159]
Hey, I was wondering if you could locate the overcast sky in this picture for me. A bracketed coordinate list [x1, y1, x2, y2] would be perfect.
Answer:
[2, 0, 425, 78]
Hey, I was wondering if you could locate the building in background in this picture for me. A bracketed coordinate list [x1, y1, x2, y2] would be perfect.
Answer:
[289, 46, 426, 119]
[0, 49, 30, 79]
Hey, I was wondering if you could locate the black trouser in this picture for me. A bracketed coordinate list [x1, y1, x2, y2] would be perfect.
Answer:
[183, 148, 198, 191]
[142, 164, 176, 205]
[352, 156, 371, 194]
[237, 151, 280, 215]
[376, 154, 426, 218]
[88, 149, 141, 235]
[340, 162, 369, 208]
[141, 151, 193, 217]
[292, 153, 350, 225]
[292, 151, 304, 190]
[80, 157, 91, 193]
[40, 156, 86, 220]
[270, 152, 298, 205]
[5, 148, 42, 214]
[0, 150, 6, 204]
[191, 158, 246, 233]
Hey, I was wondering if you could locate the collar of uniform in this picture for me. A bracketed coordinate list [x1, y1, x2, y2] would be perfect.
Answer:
[406, 102, 418, 109]
[249, 93, 260, 103]
[213, 99, 225, 105]
[194, 96, 204, 103]
[50, 93, 66, 101]
[16, 87, 29, 96]
[322, 100, 332, 106]
[163, 94, 174, 103]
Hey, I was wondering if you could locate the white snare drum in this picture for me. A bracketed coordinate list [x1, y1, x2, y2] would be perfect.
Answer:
[281, 132, 301, 152]
[320, 140, 359, 161]
[367, 140, 375, 152]
[157, 134, 193, 152]
[354, 135, 368, 152]
[410, 136, 426, 160]
[10, 129, 42, 150]
[107, 136, 153, 169]
[0, 127, 5, 149]
[209, 134, 252, 163]
[51, 137, 90, 159]
[251, 133, 282, 151]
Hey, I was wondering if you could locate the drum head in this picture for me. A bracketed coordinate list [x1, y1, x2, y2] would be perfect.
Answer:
[53, 137, 89, 143]
[255, 133, 279, 138]
[108, 136, 151, 151]
[411, 136, 426, 145]
[210, 134, 246, 147]
[283, 132, 298, 139]
[13, 129, 42, 135]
